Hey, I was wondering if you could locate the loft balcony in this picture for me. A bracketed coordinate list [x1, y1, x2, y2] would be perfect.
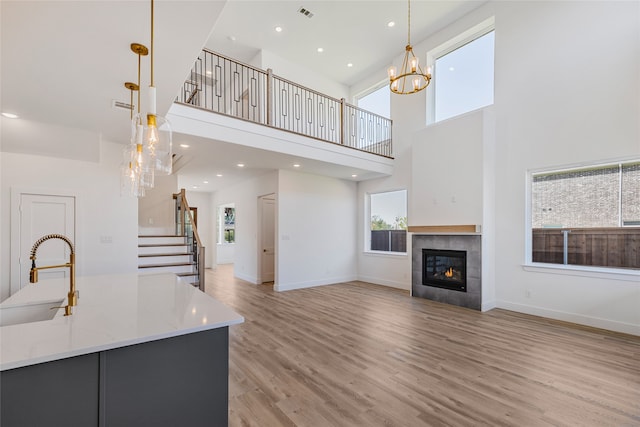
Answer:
[168, 50, 393, 178]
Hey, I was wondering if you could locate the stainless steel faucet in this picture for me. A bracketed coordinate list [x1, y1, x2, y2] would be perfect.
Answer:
[29, 234, 77, 316]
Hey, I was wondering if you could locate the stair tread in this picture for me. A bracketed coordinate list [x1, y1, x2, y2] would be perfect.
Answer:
[139, 252, 194, 258]
[138, 261, 196, 268]
[138, 234, 186, 238]
[176, 272, 198, 277]
[138, 243, 188, 248]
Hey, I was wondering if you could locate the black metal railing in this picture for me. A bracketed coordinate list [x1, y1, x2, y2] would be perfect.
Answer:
[177, 49, 393, 158]
[175, 189, 205, 291]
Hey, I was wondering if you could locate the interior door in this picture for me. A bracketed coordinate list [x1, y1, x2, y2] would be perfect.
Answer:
[14, 193, 75, 292]
[260, 195, 275, 283]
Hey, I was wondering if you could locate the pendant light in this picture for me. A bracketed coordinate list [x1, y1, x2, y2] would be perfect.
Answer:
[141, 0, 172, 175]
[122, 43, 154, 197]
[387, 0, 431, 94]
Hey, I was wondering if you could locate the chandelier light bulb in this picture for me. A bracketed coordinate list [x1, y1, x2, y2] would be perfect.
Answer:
[388, 66, 397, 79]
[410, 56, 419, 73]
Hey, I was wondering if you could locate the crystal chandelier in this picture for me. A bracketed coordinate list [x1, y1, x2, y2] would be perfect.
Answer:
[387, 0, 431, 95]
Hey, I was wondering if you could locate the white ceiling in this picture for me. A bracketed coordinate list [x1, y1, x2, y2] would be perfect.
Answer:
[1, 0, 486, 193]
[207, 0, 485, 87]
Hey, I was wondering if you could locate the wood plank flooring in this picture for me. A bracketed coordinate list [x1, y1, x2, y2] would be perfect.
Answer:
[204, 266, 640, 427]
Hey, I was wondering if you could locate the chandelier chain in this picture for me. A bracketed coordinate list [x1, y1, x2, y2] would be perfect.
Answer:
[407, 0, 411, 46]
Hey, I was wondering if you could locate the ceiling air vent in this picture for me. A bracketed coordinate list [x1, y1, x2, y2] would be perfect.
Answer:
[112, 100, 133, 111]
[298, 7, 314, 18]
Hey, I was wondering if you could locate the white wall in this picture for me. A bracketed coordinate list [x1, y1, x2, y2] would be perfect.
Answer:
[410, 109, 485, 227]
[255, 50, 349, 100]
[492, 1, 640, 334]
[138, 174, 178, 235]
[216, 243, 235, 265]
[276, 170, 357, 291]
[1, 140, 138, 301]
[349, 1, 639, 334]
[213, 171, 278, 283]
[184, 190, 214, 268]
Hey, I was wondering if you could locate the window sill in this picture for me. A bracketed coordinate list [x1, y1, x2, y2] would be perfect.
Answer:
[522, 263, 639, 282]
[363, 250, 408, 258]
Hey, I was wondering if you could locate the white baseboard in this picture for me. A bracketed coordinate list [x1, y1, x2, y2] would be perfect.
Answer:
[481, 300, 497, 312]
[234, 271, 258, 285]
[497, 300, 640, 336]
[275, 275, 358, 292]
[356, 275, 410, 291]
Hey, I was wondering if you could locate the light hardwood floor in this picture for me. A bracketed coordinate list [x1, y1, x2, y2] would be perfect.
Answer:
[204, 266, 640, 427]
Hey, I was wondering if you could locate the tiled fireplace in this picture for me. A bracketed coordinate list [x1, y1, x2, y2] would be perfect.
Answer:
[412, 234, 481, 310]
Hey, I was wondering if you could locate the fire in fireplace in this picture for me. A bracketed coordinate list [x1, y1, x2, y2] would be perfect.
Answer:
[422, 249, 467, 292]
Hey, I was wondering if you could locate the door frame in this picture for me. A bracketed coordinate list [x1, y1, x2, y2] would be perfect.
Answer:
[10, 187, 78, 295]
[257, 193, 277, 285]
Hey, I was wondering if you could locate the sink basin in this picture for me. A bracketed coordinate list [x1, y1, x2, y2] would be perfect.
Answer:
[0, 299, 65, 327]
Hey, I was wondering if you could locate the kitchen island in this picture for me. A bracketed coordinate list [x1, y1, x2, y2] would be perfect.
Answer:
[0, 273, 244, 427]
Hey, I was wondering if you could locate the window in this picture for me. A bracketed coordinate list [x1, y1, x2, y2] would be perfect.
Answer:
[530, 160, 640, 270]
[218, 205, 235, 244]
[367, 190, 407, 253]
[427, 18, 494, 124]
[356, 83, 390, 119]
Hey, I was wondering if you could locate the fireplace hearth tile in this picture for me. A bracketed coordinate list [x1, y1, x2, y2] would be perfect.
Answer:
[411, 234, 482, 310]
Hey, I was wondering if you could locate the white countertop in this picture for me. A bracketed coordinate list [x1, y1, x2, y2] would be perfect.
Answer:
[0, 273, 244, 371]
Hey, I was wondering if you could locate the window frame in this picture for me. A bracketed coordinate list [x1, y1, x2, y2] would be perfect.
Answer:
[354, 79, 391, 119]
[426, 17, 495, 125]
[365, 189, 408, 256]
[217, 204, 236, 245]
[524, 158, 640, 280]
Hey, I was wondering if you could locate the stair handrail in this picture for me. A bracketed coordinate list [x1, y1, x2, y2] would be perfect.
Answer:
[174, 189, 205, 291]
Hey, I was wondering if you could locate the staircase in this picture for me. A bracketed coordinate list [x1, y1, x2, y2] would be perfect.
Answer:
[138, 235, 199, 286]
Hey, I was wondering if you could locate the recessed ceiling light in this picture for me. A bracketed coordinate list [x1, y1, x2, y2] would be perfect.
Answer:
[351, 174, 358, 178]
[192, 185, 199, 189]
[317, 47, 324, 53]
[2, 112, 18, 119]
[227, 35, 236, 42]
[449, 67, 455, 71]
[275, 26, 283, 32]
[293, 164, 301, 168]
[180, 144, 190, 148]
[387, 21, 395, 28]
[237, 163, 245, 168]
[347, 63, 353, 68]
[216, 174, 223, 177]
[203, 180, 209, 184]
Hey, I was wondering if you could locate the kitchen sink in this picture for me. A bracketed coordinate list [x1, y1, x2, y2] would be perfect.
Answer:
[0, 299, 65, 327]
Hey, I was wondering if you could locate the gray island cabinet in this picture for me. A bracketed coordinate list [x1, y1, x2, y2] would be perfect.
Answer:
[0, 273, 243, 427]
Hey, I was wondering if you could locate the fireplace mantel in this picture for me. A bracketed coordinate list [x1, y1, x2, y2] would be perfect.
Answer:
[408, 225, 481, 234]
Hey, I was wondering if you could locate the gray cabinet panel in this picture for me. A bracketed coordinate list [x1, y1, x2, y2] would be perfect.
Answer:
[103, 327, 229, 427]
[1, 353, 100, 427]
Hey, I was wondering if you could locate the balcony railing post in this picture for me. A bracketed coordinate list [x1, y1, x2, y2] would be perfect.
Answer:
[266, 68, 273, 126]
[178, 49, 393, 158]
[340, 98, 346, 146]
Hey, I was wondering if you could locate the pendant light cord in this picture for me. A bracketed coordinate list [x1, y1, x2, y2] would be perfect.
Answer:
[137, 54, 142, 114]
[150, 0, 154, 87]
